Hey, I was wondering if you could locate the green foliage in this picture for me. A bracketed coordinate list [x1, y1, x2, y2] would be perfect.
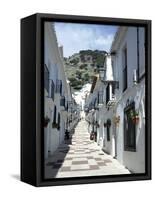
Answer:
[70, 58, 79, 65]
[65, 49, 107, 90]
[79, 64, 87, 69]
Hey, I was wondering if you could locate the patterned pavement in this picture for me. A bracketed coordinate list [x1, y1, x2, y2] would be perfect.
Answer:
[45, 120, 130, 178]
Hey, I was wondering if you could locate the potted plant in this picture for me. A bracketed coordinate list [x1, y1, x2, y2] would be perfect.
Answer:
[132, 112, 139, 124]
[44, 116, 50, 127]
[114, 115, 120, 126]
[127, 109, 139, 124]
[52, 122, 58, 128]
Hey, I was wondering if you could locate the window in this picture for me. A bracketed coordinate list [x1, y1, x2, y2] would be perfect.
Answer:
[98, 91, 104, 104]
[57, 113, 60, 130]
[112, 82, 115, 96]
[107, 126, 110, 141]
[44, 64, 49, 93]
[106, 119, 111, 141]
[53, 105, 57, 124]
[51, 80, 55, 100]
[60, 96, 65, 107]
[123, 47, 127, 91]
[106, 84, 110, 104]
[56, 79, 62, 94]
[124, 102, 136, 151]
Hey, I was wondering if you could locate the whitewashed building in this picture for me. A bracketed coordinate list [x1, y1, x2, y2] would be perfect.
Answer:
[85, 26, 145, 173]
[44, 22, 79, 160]
[110, 26, 145, 173]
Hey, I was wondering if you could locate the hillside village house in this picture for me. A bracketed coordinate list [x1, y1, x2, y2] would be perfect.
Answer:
[44, 22, 79, 160]
[85, 26, 145, 173]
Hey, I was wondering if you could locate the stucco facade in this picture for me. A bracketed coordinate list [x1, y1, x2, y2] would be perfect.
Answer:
[85, 26, 145, 173]
[44, 22, 79, 160]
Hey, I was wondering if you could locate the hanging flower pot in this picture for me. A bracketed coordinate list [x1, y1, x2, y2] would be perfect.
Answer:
[127, 109, 134, 120]
[44, 116, 50, 127]
[132, 115, 139, 124]
[114, 116, 120, 126]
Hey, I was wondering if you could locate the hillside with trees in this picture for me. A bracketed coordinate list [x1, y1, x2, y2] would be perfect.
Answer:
[64, 50, 106, 91]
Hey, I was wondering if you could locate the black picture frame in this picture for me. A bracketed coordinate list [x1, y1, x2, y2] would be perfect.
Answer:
[21, 13, 151, 187]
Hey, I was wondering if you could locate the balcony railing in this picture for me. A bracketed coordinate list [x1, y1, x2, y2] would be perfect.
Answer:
[106, 83, 117, 108]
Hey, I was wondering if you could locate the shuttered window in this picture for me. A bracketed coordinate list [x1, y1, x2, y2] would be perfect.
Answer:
[53, 105, 57, 124]
[124, 102, 136, 151]
[106, 84, 110, 104]
[106, 119, 111, 141]
[123, 47, 127, 91]
[60, 96, 65, 107]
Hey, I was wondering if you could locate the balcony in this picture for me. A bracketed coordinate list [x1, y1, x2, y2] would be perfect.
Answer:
[106, 94, 117, 107]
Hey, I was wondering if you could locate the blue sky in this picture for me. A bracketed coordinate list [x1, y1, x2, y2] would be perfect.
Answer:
[54, 22, 118, 57]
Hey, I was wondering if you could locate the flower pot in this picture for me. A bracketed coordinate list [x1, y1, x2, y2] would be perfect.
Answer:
[52, 122, 58, 128]
[44, 117, 50, 127]
[132, 116, 139, 124]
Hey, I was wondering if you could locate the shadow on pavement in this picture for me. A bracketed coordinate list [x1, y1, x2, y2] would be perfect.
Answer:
[44, 124, 77, 179]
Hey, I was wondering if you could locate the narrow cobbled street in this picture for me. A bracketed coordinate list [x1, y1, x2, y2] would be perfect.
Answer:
[45, 119, 130, 178]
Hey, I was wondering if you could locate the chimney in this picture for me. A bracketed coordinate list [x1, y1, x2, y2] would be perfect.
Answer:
[105, 54, 114, 81]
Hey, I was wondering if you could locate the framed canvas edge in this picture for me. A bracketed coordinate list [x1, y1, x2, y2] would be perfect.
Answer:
[22, 13, 152, 187]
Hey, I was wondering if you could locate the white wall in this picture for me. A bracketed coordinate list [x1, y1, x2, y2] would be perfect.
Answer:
[44, 23, 71, 158]
[111, 27, 145, 173]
